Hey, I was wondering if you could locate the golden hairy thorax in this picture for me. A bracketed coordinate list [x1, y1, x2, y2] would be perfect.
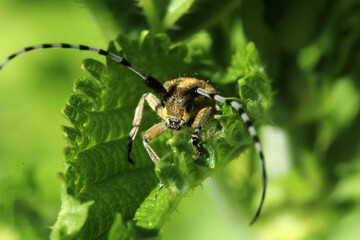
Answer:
[162, 77, 217, 129]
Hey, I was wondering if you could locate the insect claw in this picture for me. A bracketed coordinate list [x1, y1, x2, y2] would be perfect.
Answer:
[128, 156, 135, 164]
[155, 182, 164, 199]
[127, 138, 136, 164]
[195, 142, 202, 155]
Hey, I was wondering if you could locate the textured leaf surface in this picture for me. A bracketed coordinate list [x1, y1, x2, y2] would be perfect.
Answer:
[50, 31, 270, 239]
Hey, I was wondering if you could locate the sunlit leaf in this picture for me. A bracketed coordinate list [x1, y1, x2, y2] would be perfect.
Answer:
[51, 31, 270, 239]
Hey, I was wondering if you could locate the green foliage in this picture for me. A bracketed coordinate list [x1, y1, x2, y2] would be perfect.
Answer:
[2, 0, 359, 239]
[50, 29, 270, 239]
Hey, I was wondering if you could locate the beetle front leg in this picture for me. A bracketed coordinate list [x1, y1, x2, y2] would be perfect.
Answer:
[143, 122, 168, 164]
[128, 93, 164, 164]
[142, 122, 168, 190]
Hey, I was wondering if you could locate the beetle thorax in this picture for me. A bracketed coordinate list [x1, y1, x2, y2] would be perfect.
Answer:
[161, 77, 217, 130]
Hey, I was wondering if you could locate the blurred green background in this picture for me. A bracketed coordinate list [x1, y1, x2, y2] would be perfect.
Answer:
[1, 0, 360, 239]
[0, 0, 105, 239]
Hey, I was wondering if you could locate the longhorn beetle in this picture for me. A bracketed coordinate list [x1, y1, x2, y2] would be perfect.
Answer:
[0, 42, 267, 225]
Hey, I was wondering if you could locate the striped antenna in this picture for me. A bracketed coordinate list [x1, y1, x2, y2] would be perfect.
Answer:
[0, 43, 167, 98]
[196, 87, 267, 225]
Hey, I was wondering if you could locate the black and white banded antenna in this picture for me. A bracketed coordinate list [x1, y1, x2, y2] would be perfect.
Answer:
[0, 43, 167, 98]
[196, 88, 267, 225]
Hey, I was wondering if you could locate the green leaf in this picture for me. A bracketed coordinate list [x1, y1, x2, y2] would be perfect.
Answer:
[51, 31, 270, 239]
[220, 42, 272, 122]
[83, 0, 148, 40]
[166, 0, 242, 41]
[138, 0, 169, 33]
[50, 31, 196, 239]
[50, 182, 93, 240]
[163, 0, 196, 29]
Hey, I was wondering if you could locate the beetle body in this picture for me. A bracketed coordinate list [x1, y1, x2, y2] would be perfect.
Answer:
[163, 78, 216, 130]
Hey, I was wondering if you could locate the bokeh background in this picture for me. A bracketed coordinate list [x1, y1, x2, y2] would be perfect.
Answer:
[1, 0, 359, 239]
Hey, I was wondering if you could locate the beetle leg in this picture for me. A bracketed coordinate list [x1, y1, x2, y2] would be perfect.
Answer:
[142, 122, 168, 164]
[191, 106, 214, 155]
[128, 93, 164, 164]
[143, 122, 168, 191]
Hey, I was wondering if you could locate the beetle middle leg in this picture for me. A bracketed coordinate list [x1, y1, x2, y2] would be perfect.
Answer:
[191, 106, 214, 155]
[128, 93, 164, 163]
[142, 122, 168, 191]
